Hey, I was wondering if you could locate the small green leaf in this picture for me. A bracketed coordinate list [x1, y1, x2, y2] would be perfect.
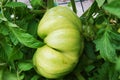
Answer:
[0, 34, 13, 61]
[30, 0, 45, 9]
[18, 62, 33, 71]
[0, 24, 9, 35]
[92, 62, 109, 80]
[9, 32, 19, 45]
[84, 42, 96, 60]
[5, 2, 27, 8]
[6, 21, 44, 48]
[31, 75, 40, 80]
[103, 0, 120, 18]
[15, 19, 29, 31]
[85, 65, 95, 73]
[109, 31, 120, 47]
[96, 0, 105, 7]
[8, 46, 23, 62]
[3, 71, 17, 80]
[28, 20, 38, 37]
[0, 45, 6, 61]
[0, 13, 7, 21]
[116, 58, 120, 71]
[19, 74, 25, 80]
[94, 28, 117, 62]
[90, 62, 119, 80]
[107, 0, 115, 3]
[0, 35, 7, 61]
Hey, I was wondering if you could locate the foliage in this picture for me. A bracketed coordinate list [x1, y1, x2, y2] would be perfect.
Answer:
[0, 0, 120, 80]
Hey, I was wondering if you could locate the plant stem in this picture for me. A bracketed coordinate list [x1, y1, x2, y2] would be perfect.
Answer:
[30, 10, 46, 14]
[80, 0, 84, 12]
[70, 0, 77, 13]
[0, 1, 7, 21]
[17, 70, 21, 80]
[74, 72, 85, 80]
[0, 69, 4, 80]
[47, 0, 54, 9]
[13, 8, 16, 23]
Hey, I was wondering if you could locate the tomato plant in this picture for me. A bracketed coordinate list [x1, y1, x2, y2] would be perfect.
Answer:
[0, 0, 120, 80]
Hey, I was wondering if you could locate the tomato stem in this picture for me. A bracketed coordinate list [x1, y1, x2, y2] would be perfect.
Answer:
[70, 0, 77, 13]
[47, 0, 54, 9]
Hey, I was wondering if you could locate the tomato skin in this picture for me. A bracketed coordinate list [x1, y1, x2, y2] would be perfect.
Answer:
[33, 6, 84, 78]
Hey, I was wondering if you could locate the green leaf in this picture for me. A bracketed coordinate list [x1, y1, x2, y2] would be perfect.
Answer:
[9, 32, 19, 45]
[0, 13, 7, 21]
[85, 65, 95, 73]
[0, 35, 7, 61]
[116, 58, 120, 71]
[96, 0, 105, 7]
[96, 64, 109, 79]
[18, 61, 33, 71]
[90, 62, 119, 80]
[103, 0, 120, 18]
[30, 0, 45, 9]
[107, 0, 115, 3]
[31, 75, 40, 80]
[0, 24, 9, 35]
[3, 71, 17, 80]
[94, 28, 117, 62]
[8, 46, 23, 62]
[0, 34, 13, 61]
[15, 19, 29, 31]
[0, 45, 6, 61]
[6, 21, 44, 48]
[19, 74, 25, 80]
[84, 42, 96, 60]
[5, 2, 27, 8]
[109, 31, 120, 50]
[27, 20, 38, 37]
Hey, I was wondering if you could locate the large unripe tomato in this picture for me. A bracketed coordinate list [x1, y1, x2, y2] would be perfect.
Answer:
[33, 6, 84, 78]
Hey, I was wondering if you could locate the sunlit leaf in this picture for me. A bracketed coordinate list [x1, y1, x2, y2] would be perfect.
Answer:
[103, 0, 120, 18]
[96, 0, 105, 7]
[94, 28, 118, 62]
[6, 21, 44, 48]
[18, 62, 33, 71]
[5, 2, 27, 8]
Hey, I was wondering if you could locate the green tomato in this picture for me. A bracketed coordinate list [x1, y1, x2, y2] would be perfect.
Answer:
[33, 6, 84, 78]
